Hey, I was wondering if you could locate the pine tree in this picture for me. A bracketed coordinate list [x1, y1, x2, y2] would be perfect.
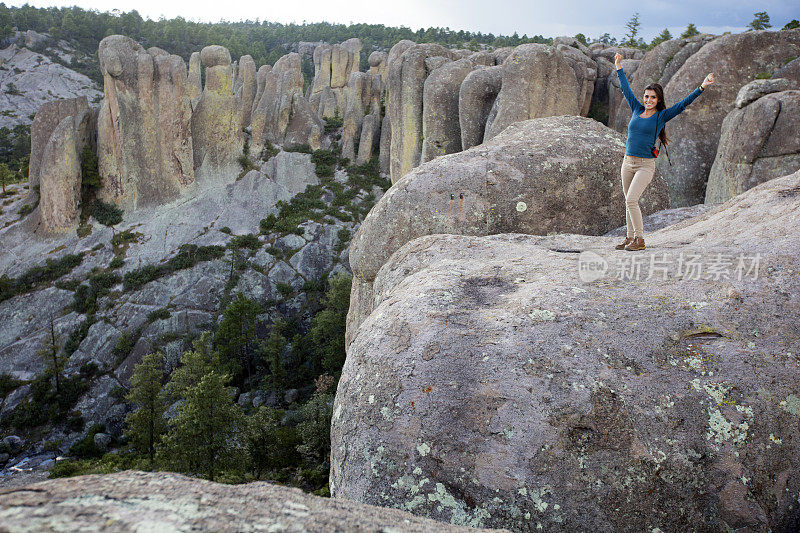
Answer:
[681, 23, 700, 38]
[158, 369, 246, 481]
[215, 293, 261, 386]
[0, 162, 11, 194]
[295, 374, 335, 464]
[124, 351, 166, 467]
[307, 272, 352, 377]
[163, 332, 221, 399]
[260, 327, 288, 390]
[624, 12, 641, 47]
[650, 28, 673, 48]
[748, 12, 771, 31]
[37, 314, 66, 395]
[245, 405, 285, 479]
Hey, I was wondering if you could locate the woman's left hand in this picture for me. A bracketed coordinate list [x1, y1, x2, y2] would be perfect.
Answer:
[701, 72, 714, 89]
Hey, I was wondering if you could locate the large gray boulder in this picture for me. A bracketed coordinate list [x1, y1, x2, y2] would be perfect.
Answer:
[251, 53, 322, 154]
[459, 66, 502, 150]
[484, 44, 581, 141]
[191, 45, 243, 182]
[186, 51, 202, 101]
[96, 35, 195, 210]
[332, 169, 800, 531]
[659, 28, 800, 206]
[27, 96, 89, 196]
[0, 471, 509, 532]
[236, 55, 257, 128]
[252, 64, 272, 117]
[356, 112, 381, 165]
[420, 58, 474, 164]
[309, 39, 363, 120]
[387, 42, 456, 183]
[37, 110, 94, 233]
[705, 86, 800, 204]
[341, 71, 370, 162]
[553, 43, 597, 116]
[378, 114, 391, 174]
[348, 115, 669, 343]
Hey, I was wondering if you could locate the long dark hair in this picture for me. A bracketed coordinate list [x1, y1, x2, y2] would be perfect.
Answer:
[645, 83, 670, 146]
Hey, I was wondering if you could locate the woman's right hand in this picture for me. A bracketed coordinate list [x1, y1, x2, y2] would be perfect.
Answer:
[614, 53, 622, 69]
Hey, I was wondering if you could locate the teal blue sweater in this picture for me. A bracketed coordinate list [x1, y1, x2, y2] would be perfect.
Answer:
[617, 67, 704, 158]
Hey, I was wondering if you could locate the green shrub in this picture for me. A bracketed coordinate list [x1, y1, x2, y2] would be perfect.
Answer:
[196, 245, 227, 261]
[237, 154, 258, 179]
[220, 226, 232, 234]
[147, 308, 171, 322]
[754, 72, 771, 79]
[80, 145, 101, 193]
[346, 156, 388, 191]
[123, 265, 160, 291]
[7, 374, 89, 430]
[68, 424, 107, 459]
[76, 223, 92, 238]
[323, 114, 343, 134]
[311, 149, 338, 178]
[64, 318, 95, 356]
[229, 233, 262, 250]
[285, 143, 312, 154]
[92, 200, 123, 227]
[276, 282, 293, 298]
[1, 253, 84, 304]
[264, 246, 284, 259]
[260, 140, 279, 161]
[79, 361, 100, 379]
[259, 214, 277, 234]
[109, 256, 124, 269]
[72, 272, 120, 315]
[122, 245, 225, 292]
[114, 331, 134, 356]
[0, 373, 24, 399]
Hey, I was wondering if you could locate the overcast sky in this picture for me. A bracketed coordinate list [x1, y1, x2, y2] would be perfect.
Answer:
[8, 1, 797, 41]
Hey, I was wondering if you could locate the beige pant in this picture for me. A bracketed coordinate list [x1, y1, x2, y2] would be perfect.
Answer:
[620, 155, 656, 239]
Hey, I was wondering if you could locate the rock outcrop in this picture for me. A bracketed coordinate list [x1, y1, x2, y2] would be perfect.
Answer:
[704, 81, 800, 204]
[28, 96, 89, 195]
[459, 66, 502, 150]
[186, 51, 202, 101]
[332, 169, 800, 531]
[660, 28, 800, 206]
[484, 44, 582, 141]
[191, 45, 243, 182]
[236, 54, 257, 128]
[348, 115, 669, 341]
[251, 53, 322, 156]
[96, 35, 195, 210]
[387, 42, 456, 183]
[420, 58, 474, 163]
[0, 471, 509, 532]
[37, 109, 95, 233]
[309, 39, 363, 120]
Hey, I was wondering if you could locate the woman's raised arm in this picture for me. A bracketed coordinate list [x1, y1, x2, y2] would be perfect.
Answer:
[663, 73, 714, 122]
[614, 53, 642, 113]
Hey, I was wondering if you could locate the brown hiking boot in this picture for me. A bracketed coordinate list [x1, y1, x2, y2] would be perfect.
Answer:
[624, 236, 646, 251]
[615, 237, 634, 250]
